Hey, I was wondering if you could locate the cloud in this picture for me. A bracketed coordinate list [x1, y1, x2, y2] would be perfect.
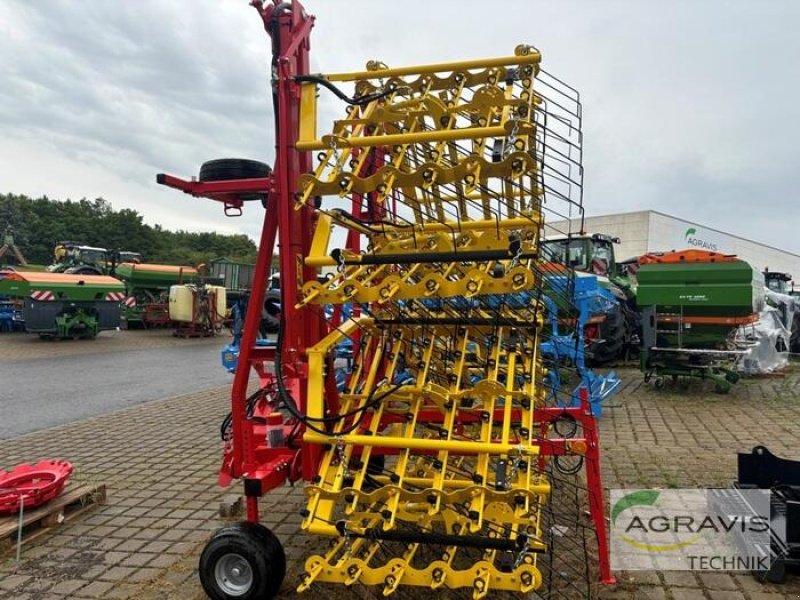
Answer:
[0, 0, 799, 252]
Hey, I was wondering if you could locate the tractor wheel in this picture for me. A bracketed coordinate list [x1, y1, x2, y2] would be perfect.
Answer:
[791, 312, 800, 353]
[588, 303, 626, 366]
[199, 521, 285, 600]
[199, 159, 272, 203]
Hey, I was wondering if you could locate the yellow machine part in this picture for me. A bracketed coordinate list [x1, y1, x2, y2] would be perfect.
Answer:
[296, 46, 583, 598]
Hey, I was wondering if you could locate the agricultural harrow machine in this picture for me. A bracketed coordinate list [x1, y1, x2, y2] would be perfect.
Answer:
[159, 1, 612, 598]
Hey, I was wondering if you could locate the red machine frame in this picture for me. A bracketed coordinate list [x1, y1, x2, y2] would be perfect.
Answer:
[158, 0, 319, 524]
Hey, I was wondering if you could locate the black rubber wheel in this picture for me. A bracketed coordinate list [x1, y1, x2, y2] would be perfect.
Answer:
[260, 290, 282, 335]
[199, 159, 271, 203]
[791, 313, 800, 353]
[588, 303, 626, 366]
[199, 521, 286, 600]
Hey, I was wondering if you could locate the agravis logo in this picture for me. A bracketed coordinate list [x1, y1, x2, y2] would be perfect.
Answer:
[684, 227, 718, 252]
[611, 488, 776, 571]
[612, 490, 702, 552]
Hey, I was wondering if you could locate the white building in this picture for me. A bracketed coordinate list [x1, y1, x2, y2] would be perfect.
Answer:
[545, 210, 800, 277]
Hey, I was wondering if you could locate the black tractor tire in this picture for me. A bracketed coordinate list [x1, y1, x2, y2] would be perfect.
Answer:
[791, 312, 800, 354]
[260, 290, 282, 335]
[199, 521, 286, 600]
[199, 159, 271, 203]
[588, 303, 626, 366]
[622, 302, 641, 359]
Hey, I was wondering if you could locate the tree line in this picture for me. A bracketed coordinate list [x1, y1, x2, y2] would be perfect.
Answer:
[0, 193, 257, 266]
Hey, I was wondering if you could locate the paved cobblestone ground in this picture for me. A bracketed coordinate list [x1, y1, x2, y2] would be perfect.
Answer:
[2, 366, 800, 599]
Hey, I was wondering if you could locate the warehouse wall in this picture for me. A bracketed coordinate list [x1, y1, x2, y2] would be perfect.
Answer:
[647, 211, 800, 276]
[545, 210, 800, 279]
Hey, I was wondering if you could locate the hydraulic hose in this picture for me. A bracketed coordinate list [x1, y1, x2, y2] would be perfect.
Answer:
[295, 75, 393, 106]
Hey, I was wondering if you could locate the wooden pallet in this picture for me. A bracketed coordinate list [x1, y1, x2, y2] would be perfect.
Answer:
[0, 483, 106, 552]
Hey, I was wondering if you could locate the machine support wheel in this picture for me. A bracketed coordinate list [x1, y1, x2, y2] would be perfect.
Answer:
[199, 522, 286, 600]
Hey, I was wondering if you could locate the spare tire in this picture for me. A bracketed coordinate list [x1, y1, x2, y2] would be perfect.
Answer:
[199, 158, 272, 202]
[260, 290, 282, 335]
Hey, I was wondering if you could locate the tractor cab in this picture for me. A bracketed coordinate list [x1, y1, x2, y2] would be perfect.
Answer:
[764, 270, 792, 295]
[49, 242, 109, 274]
[541, 233, 620, 278]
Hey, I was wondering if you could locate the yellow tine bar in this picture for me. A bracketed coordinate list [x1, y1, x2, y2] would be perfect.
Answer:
[296, 126, 507, 151]
[323, 52, 541, 82]
[368, 476, 551, 495]
[303, 431, 541, 456]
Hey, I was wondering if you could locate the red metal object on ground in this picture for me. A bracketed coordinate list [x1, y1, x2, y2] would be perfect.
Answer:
[0, 460, 73, 515]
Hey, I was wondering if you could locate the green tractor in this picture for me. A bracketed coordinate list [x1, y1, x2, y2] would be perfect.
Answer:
[47, 241, 142, 276]
[540, 233, 639, 364]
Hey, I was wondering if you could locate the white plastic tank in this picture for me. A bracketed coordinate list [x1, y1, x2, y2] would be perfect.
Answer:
[205, 285, 227, 323]
[169, 285, 195, 322]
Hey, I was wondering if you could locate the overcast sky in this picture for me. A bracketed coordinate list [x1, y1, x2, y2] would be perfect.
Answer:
[1, 1, 798, 252]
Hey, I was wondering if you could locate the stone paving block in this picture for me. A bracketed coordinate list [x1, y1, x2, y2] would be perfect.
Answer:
[91, 536, 124, 551]
[635, 586, 668, 600]
[126, 567, 161, 583]
[104, 582, 140, 599]
[699, 572, 739, 590]
[0, 574, 31, 592]
[114, 539, 148, 553]
[98, 566, 137, 582]
[162, 541, 196, 555]
[147, 553, 182, 569]
[670, 588, 709, 600]
[118, 552, 156, 568]
[140, 540, 173, 554]
[735, 575, 783, 593]
[101, 551, 130, 566]
[49, 578, 87, 595]
[663, 571, 701, 588]
[708, 591, 744, 600]
[73, 580, 115, 598]
[108, 526, 142, 539]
